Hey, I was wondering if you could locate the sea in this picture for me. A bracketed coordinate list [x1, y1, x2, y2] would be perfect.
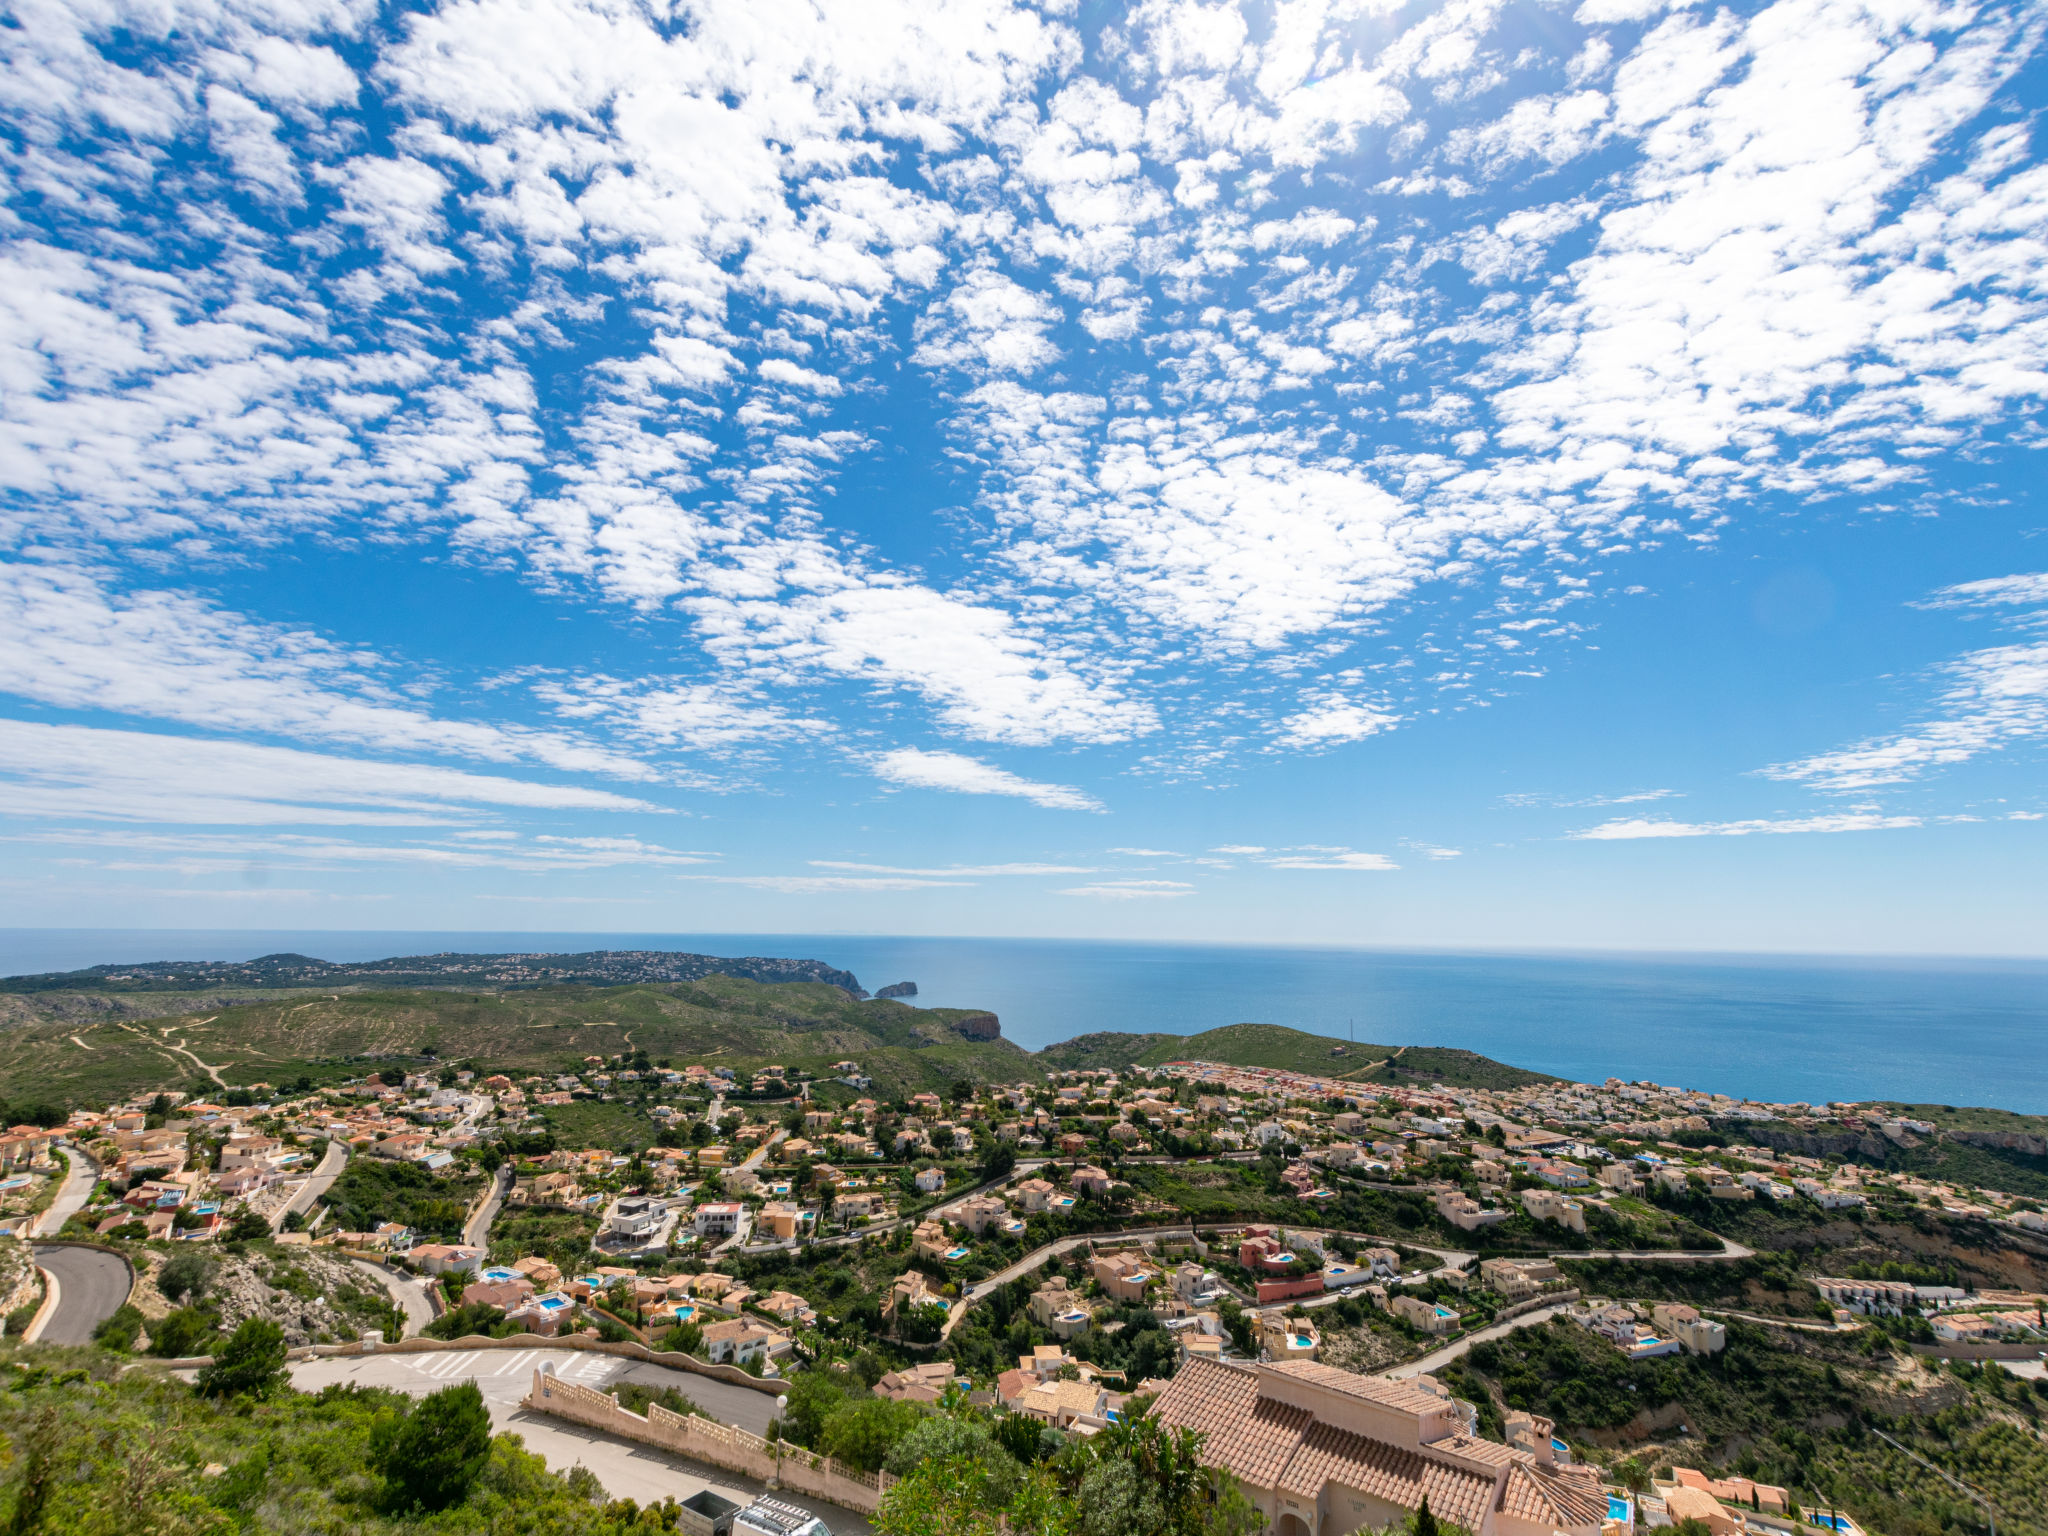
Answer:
[3, 929, 2045, 1114]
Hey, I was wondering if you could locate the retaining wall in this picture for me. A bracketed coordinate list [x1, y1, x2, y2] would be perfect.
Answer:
[289, 1331, 789, 1393]
[523, 1370, 890, 1515]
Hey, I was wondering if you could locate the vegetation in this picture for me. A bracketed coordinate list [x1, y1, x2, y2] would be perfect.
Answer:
[1448, 1314, 2048, 1536]
[1032, 1023, 1554, 1090]
[325, 1158, 482, 1242]
[0, 1348, 668, 1536]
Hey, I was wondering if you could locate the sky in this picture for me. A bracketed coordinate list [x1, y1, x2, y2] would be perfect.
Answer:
[2, 0, 2047, 955]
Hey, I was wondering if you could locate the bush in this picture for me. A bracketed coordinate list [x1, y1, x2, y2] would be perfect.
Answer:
[374, 1380, 493, 1511]
[92, 1304, 144, 1352]
[819, 1396, 925, 1473]
[424, 1302, 508, 1340]
[150, 1306, 219, 1358]
[197, 1318, 289, 1398]
[157, 1252, 216, 1304]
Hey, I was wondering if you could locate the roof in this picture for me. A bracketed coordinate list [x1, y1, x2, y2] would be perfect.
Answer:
[1146, 1359, 1505, 1533]
[1500, 1463, 1610, 1527]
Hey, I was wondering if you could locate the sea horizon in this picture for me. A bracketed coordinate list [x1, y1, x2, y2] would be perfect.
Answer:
[5, 927, 2045, 1115]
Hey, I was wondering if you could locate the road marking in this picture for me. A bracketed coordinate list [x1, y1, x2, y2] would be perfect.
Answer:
[493, 1350, 536, 1376]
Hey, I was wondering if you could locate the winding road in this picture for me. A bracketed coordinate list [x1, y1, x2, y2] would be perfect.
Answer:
[25, 1245, 132, 1345]
[32, 1142, 99, 1238]
[465, 1163, 514, 1248]
[278, 1139, 347, 1231]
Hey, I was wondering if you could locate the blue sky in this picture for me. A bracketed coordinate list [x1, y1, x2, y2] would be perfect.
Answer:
[3, 0, 2047, 954]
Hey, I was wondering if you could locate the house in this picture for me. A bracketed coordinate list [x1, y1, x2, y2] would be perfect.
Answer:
[755, 1291, 816, 1327]
[886, 1269, 943, 1326]
[512, 1255, 562, 1289]
[832, 1190, 885, 1222]
[408, 1243, 484, 1276]
[758, 1201, 814, 1241]
[950, 1194, 1010, 1236]
[873, 1362, 955, 1403]
[699, 1318, 791, 1368]
[1069, 1164, 1113, 1197]
[1259, 1313, 1320, 1361]
[1519, 1189, 1587, 1233]
[1651, 1303, 1727, 1355]
[1013, 1178, 1057, 1212]
[504, 1292, 575, 1337]
[1148, 1359, 1609, 1536]
[1435, 1190, 1510, 1232]
[461, 1277, 535, 1310]
[693, 1202, 746, 1237]
[1014, 1377, 1111, 1430]
[1479, 1257, 1560, 1302]
[604, 1195, 669, 1243]
[1090, 1248, 1156, 1304]
[912, 1219, 952, 1262]
[1673, 1468, 1789, 1516]
[1660, 1487, 1742, 1536]
[914, 1166, 946, 1194]
[1172, 1261, 1225, 1306]
[1028, 1280, 1092, 1340]
[1391, 1295, 1462, 1335]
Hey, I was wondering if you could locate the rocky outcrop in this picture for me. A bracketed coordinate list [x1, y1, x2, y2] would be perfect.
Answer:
[1950, 1129, 2048, 1158]
[951, 1012, 1001, 1042]
[874, 981, 918, 1000]
[1722, 1122, 1897, 1162]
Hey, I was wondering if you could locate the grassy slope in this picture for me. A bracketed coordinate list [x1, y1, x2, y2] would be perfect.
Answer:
[0, 976, 1042, 1107]
[1038, 1021, 1557, 1089]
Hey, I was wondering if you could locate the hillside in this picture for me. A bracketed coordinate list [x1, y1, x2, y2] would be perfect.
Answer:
[0, 975, 1038, 1108]
[1035, 1022, 1557, 1090]
[0, 947, 865, 995]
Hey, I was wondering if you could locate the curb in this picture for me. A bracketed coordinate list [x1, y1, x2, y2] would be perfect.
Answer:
[20, 1266, 60, 1344]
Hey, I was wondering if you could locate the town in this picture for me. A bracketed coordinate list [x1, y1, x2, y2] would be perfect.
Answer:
[6, 1036, 2045, 1536]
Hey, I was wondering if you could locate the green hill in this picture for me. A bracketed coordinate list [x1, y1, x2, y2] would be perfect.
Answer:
[0, 976, 1039, 1109]
[1036, 1022, 1556, 1090]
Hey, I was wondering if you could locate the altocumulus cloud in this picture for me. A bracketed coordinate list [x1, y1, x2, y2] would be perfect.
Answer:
[872, 748, 1103, 812]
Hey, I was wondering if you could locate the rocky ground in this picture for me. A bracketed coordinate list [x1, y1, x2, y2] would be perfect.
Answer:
[0, 1237, 40, 1322]
[132, 1243, 397, 1347]
[1316, 1320, 1412, 1374]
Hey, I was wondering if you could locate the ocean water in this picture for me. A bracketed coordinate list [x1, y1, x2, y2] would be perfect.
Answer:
[3, 929, 2045, 1113]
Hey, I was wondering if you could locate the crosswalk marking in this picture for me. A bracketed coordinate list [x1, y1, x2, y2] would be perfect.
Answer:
[492, 1350, 537, 1377]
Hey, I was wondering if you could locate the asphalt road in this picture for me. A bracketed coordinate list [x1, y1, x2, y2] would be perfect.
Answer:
[28, 1245, 132, 1345]
[351, 1259, 436, 1337]
[281, 1347, 869, 1532]
[31, 1143, 98, 1238]
[466, 1163, 513, 1247]
[1383, 1303, 1571, 1379]
[279, 1140, 347, 1229]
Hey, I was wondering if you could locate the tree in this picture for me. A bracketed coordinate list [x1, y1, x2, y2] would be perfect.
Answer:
[156, 1252, 215, 1304]
[225, 1209, 270, 1242]
[196, 1317, 288, 1398]
[776, 1369, 847, 1448]
[657, 1319, 703, 1356]
[819, 1396, 925, 1473]
[374, 1380, 493, 1511]
[1411, 1495, 1441, 1536]
[884, 1415, 1018, 1502]
[91, 1304, 144, 1352]
[149, 1307, 217, 1358]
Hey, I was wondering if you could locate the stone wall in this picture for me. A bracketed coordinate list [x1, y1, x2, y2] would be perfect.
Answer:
[523, 1370, 892, 1515]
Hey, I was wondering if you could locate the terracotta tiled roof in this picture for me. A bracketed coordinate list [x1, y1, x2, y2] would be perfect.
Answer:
[1500, 1463, 1611, 1528]
[1149, 1359, 1311, 1489]
[1430, 1433, 1525, 1470]
[1148, 1360, 1502, 1532]
[1262, 1359, 1455, 1416]
[1280, 1419, 1497, 1531]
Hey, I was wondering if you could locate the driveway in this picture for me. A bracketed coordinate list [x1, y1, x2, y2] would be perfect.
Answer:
[27, 1244, 131, 1345]
[281, 1348, 869, 1533]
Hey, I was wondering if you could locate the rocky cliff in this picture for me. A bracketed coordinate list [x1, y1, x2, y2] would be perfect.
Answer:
[951, 1011, 1001, 1042]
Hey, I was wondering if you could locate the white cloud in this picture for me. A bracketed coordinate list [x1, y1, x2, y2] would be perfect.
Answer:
[911, 265, 1063, 375]
[1569, 812, 1922, 839]
[20, 826, 716, 873]
[1058, 879, 1194, 899]
[1109, 846, 1182, 857]
[0, 719, 658, 826]
[1277, 696, 1400, 747]
[871, 748, 1103, 811]
[810, 860, 1095, 876]
[1766, 573, 2048, 790]
[1257, 847, 1401, 870]
[687, 873, 971, 893]
[525, 672, 831, 753]
[0, 562, 660, 781]
[1762, 641, 2048, 790]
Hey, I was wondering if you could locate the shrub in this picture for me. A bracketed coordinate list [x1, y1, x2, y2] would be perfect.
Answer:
[157, 1252, 216, 1304]
[92, 1304, 144, 1352]
[374, 1380, 493, 1511]
[197, 1318, 289, 1398]
[149, 1307, 218, 1358]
